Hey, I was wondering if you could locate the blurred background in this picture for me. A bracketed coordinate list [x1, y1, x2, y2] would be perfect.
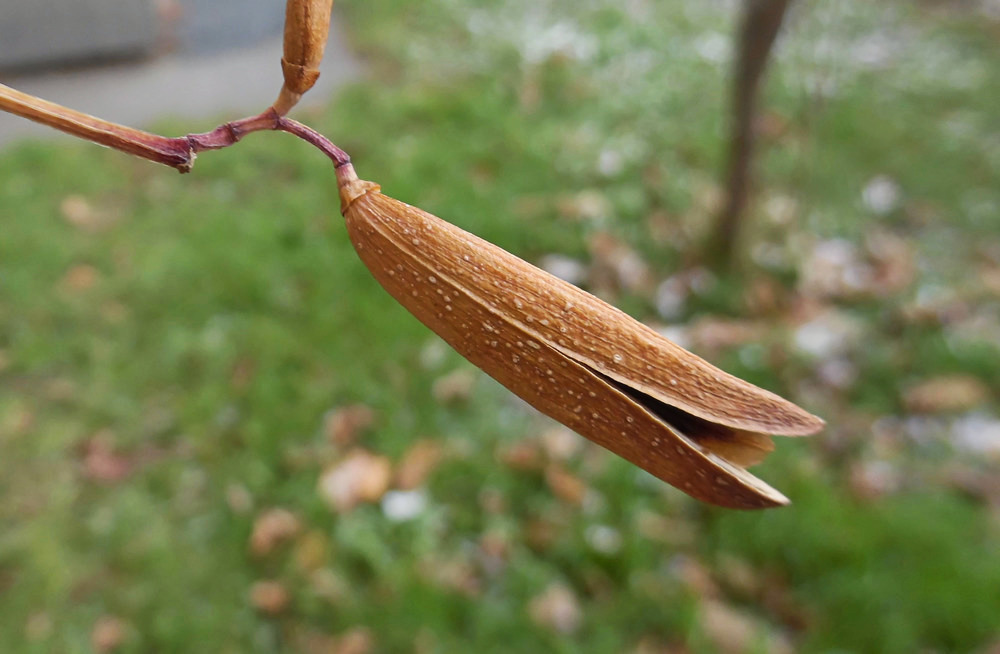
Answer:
[1, 1, 999, 652]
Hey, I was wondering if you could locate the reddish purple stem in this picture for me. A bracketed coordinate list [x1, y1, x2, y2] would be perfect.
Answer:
[184, 109, 350, 170]
[0, 83, 349, 173]
[275, 117, 351, 167]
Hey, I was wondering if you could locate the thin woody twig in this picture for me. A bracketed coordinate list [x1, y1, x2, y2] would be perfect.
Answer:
[0, 83, 349, 172]
[275, 116, 350, 166]
[0, 82, 193, 170]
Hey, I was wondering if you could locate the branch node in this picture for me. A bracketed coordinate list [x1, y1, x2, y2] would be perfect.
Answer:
[226, 122, 243, 143]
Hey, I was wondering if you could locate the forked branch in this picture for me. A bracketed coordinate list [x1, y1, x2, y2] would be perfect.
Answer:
[0, 83, 349, 172]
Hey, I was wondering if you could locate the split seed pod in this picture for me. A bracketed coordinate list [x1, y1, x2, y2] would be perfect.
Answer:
[274, 0, 336, 115]
[335, 164, 823, 509]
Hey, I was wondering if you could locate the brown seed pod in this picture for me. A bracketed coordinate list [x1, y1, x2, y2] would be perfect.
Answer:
[335, 164, 823, 509]
[0, 75, 824, 507]
[273, 0, 336, 115]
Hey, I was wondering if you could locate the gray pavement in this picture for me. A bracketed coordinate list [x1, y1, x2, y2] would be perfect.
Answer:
[0, 17, 361, 148]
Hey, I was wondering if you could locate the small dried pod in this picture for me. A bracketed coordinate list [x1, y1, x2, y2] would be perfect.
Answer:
[274, 0, 336, 115]
[336, 163, 823, 509]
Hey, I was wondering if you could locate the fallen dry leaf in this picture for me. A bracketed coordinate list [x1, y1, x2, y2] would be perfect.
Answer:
[226, 483, 254, 515]
[981, 638, 1000, 654]
[497, 439, 544, 472]
[525, 518, 560, 552]
[317, 449, 392, 512]
[395, 439, 443, 489]
[291, 628, 338, 654]
[90, 615, 127, 653]
[249, 508, 302, 556]
[758, 110, 792, 141]
[904, 375, 990, 414]
[330, 627, 375, 654]
[528, 582, 582, 635]
[432, 369, 477, 403]
[81, 431, 131, 483]
[80, 431, 168, 485]
[631, 634, 691, 654]
[323, 404, 375, 446]
[61, 264, 100, 292]
[672, 555, 719, 599]
[982, 263, 1000, 297]
[545, 464, 587, 505]
[420, 556, 481, 598]
[250, 580, 290, 615]
[865, 229, 915, 296]
[699, 599, 792, 654]
[699, 599, 757, 654]
[60, 194, 108, 231]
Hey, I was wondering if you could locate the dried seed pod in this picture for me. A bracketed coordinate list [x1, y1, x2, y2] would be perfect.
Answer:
[274, 0, 336, 115]
[335, 164, 823, 509]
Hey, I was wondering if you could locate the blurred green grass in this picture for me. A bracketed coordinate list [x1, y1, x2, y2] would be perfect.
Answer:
[2, 1, 999, 652]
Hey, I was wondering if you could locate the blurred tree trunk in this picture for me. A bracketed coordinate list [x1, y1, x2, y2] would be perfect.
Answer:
[709, 0, 792, 269]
